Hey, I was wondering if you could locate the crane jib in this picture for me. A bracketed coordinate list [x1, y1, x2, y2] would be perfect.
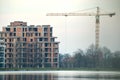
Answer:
[47, 13, 115, 17]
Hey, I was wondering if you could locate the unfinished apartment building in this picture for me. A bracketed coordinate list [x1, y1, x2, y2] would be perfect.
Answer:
[0, 21, 59, 68]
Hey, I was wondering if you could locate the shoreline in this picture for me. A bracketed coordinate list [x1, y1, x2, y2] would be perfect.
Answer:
[0, 68, 120, 71]
[0, 70, 120, 75]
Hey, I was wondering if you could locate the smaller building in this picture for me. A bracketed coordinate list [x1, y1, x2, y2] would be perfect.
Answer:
[0, 38, 5, 68]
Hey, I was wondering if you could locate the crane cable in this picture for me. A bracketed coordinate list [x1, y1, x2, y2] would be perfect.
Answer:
[65, 16, 68, 54]
[69, 7, 97, 13]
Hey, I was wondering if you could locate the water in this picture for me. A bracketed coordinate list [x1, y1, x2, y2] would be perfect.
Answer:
[0, 71, 120, 80]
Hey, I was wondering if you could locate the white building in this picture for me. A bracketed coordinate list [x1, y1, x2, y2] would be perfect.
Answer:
[0, 39, 5, 68]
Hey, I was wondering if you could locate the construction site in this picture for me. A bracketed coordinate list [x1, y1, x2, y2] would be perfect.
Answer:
[0, 6, 116, 69]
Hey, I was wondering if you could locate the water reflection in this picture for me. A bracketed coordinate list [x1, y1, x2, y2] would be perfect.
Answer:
[1, 74, 57, 80]
[0, 71, 120, 80]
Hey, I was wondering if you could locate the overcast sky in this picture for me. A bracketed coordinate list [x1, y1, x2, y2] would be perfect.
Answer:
[0, 0, 120, 54]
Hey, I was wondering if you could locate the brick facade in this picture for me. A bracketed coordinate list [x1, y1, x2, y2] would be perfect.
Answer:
[0, 21, 59, 68]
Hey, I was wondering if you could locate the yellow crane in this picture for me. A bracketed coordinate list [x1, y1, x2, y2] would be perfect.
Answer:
[46, 7, 115, 49]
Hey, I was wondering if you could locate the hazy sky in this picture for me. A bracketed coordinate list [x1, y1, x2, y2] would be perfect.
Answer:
[0, 0, 120, 54]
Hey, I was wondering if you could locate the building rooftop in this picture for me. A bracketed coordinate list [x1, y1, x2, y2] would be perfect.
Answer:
[10, 21, 27, 26]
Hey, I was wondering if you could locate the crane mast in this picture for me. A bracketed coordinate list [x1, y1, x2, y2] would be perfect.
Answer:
[46, 7, 115, 49]
[95, 7, 100, 49]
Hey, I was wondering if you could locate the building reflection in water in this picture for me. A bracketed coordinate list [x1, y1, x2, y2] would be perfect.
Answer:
[0, 75, 4, 80]
[0, 73, 58, 80]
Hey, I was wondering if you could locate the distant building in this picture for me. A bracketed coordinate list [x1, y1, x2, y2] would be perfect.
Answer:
[0, 38, 5, 68]
[0, 21, 59, 68]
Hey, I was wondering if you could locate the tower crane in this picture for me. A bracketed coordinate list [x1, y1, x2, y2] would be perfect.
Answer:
[46, 7, 115, 49]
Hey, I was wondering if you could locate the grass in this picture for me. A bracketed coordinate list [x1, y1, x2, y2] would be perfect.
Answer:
[0, 67, 120, 71]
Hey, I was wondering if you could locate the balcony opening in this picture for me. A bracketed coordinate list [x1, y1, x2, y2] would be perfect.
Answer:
[14, 28, 16, 32]
[6, 28, 10, 31]
[34, 28, 37, 31]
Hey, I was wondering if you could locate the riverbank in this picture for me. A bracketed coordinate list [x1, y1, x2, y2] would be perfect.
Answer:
[0, 68, 120, 71]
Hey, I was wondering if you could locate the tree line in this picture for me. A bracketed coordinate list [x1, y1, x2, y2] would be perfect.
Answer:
[59, 44, 120, 69]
